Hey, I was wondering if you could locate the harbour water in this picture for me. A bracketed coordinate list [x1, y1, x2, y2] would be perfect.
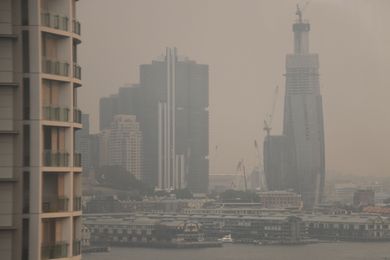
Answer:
[84, 242, 390, 260]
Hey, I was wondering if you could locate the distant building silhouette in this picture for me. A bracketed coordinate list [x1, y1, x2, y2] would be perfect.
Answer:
[264, 8, 325, 208]
[99, 48, 209, 192]
[75, 114, 91, 175]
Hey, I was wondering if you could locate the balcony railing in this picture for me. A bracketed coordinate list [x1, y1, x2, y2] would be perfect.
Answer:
[41, 12, 68, 31]
[72, 240, 81, 256]
[43, 106, 69, 122]
[43, 150, 70, 167]
[42, 196, 69, 213]
[74, 153, 82, 167]
[73, 63, 81, 79]
[41, 242, 68, 259]
[42, 58, 69, 77]
[73, 20, 81, 35]
[73, 108, 82, 124]
[73, 196, 82, 211]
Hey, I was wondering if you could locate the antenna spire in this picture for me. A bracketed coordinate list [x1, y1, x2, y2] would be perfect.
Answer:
[296, 4, 302, 23]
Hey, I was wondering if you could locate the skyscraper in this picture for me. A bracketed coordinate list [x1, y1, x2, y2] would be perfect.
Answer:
[264, 7, 325, 208]
[139, 48, 209, 192]
[99, 84, 142, 131]
[99, 49, 209, 192]
[99, 115, 143, 180]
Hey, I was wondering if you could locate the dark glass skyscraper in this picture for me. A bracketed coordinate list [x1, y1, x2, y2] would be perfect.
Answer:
[140, 48, 209, 193]
[99, 48, 209, 193]
[264, 9, 325, 208]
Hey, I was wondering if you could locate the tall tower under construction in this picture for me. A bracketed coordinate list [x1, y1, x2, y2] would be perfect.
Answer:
[264, 7, 325, 208]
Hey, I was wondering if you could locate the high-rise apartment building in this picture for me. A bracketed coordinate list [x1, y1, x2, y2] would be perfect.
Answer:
[99, 115, 143, 180]
[264, 8, 325, 208]
[0, 0, 83, 259]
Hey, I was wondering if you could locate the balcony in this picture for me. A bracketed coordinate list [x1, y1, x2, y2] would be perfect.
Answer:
[42, 196, 69, 213]
[74, 153, 82, 167]
[42, 58, 69, 77]
[73, 108, 82, 124]
[43, 151, 70, 167]
[73, 196, 82, 211]
[41, 242, 68, 259]
[43, 106, 69, 122]
[41, 12, 69, 31]
[73, 20, 81, 35]
[73, 63, 81, 80]
[72, 240, 81, 256]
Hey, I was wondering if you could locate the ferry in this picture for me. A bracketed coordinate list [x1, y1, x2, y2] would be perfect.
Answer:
[218, 234, 233, 243]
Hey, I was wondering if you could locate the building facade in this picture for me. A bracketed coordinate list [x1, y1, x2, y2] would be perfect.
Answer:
[304, 215, 390, 241]
[99, 115, 143, 180]
[264, 8, 325, 208]
[99, 48, 209, 192]
[0, 0, 83, 259]
[140, 48, 209, 192]
[84, 214, 305, 244]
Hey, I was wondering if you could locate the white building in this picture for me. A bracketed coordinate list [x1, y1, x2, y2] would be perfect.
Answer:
[99, 115, 143, 180]
[0, 0, 83, 259]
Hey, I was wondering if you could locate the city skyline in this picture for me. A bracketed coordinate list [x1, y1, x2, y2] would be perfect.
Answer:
[78, 0, 390, 178]
[2, 1, 390, 259]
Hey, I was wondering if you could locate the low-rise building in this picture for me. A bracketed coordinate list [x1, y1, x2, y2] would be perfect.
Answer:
[84, 213, 306, 244]
[257, 191, 303, 209]
[303, 215, 390, 241]
[84, 217, 204, 245]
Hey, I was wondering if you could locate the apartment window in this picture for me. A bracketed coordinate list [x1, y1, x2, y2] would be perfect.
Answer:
[73, 87, 78, 107]
[23, 78, 30, 120]
[22, 31, 30, 72]
[23, 171, 30, 214]
[23, 125, 30, 166]
[73, 43, 77, 63]
[43, 126, 66, 151]
[43, 126, 52, 151]
[21, 0, 29, 25]
[22, 219, 29, 260]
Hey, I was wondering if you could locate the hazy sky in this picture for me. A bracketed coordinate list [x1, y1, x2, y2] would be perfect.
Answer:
[78, 0, 390, 178]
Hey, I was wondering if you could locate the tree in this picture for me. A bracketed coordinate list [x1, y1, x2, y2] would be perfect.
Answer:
[96, 165, 153, 195]
[172, 188, 193, 199]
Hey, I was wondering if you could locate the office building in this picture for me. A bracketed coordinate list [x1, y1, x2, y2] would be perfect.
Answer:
[264, 7, 325, 208]
[140, 48, 209, 192]
[0, 0, 83, 259]
[99, 48, 209, 192]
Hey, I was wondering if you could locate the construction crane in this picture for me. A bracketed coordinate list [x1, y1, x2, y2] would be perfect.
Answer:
[263, 85, 279, 136]
[254, 140, 267, 191]
[236, 159, 247, 192]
